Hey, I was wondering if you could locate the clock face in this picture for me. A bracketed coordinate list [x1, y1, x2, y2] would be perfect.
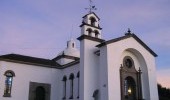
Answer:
[123, 56, 134, 68]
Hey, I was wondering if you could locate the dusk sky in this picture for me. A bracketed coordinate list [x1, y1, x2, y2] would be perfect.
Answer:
[0, 0, 170, 88]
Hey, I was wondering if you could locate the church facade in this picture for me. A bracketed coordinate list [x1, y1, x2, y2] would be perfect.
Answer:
[0, 12, 158, 100]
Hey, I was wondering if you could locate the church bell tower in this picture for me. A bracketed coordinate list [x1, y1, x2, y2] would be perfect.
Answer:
[79, 12, 102, 38]
[77, 2, 105, 99]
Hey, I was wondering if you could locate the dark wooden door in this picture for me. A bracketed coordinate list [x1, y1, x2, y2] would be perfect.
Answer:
[35, 86, 45, 100]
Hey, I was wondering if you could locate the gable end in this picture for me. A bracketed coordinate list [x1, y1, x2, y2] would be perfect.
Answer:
[96, 34, 157, 57]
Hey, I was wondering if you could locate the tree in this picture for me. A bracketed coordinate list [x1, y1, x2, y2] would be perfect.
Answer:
[158, 84, 170, 100]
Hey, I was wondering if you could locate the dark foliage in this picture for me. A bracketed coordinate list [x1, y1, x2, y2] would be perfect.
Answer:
[158, 84, 170, 100]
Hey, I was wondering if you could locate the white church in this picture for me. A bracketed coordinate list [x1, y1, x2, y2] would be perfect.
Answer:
[0, 11, 159, 100]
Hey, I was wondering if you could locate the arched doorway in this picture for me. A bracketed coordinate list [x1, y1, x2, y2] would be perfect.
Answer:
[124, 77, 136, 100]
[120, 56, 143, 100]
[35, 86, 46, 100]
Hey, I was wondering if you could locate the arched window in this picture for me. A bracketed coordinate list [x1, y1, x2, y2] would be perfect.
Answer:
[86, 28, 92, 36]
[90, 17, 96, 26]
[3, 70, 15, 97]
[69, 73, 74, 99]
[77, 72, 80, 98]
[35, 86, 46, 100]
[62, 76, 67, 99]
[94, 30, 99, 38]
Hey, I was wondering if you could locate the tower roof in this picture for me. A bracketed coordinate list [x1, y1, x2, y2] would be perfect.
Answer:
[82, 12, 100, 20]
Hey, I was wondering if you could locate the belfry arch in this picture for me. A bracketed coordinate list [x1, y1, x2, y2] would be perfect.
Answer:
[89, 17, 96, 26]
[119, 48, 150, 100]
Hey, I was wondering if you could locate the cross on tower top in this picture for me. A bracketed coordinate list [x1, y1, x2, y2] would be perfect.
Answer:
[85, 0, 97, 13]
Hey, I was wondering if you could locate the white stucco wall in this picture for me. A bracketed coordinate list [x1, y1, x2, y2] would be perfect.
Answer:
[99, 46, 109, 100]
[0, 61, 61, 100]
[80, 39, 100, 100]
[0, 61, 80, 100]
